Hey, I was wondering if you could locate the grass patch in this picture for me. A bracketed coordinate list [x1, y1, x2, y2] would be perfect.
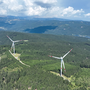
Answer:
[1, 54, 7, 59]
[42, 62, 81, 77]
[21, 59, 53, 66]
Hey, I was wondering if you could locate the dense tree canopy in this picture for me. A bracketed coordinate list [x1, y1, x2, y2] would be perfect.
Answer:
[0, 31, 90, 90]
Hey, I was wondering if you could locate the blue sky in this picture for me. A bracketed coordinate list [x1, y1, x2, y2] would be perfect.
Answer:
[0, 0, 90, 21]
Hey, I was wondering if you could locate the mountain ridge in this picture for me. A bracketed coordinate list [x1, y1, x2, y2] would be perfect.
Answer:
[0, 16, 90, 36]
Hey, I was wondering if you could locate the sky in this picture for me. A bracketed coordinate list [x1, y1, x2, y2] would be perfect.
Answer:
[0, 0, 90, 21]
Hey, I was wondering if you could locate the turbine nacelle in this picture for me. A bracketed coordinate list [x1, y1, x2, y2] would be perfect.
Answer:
[60, 57, 63, 60]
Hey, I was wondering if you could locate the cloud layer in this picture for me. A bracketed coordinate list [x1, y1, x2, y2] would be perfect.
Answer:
[0, 0, 90, 20]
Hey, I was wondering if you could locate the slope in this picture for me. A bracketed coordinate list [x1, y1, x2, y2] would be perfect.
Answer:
[0, 31, 90, 89]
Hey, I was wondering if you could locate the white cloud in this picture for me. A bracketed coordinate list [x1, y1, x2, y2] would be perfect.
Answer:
[0, 0, 89, 21]
[23, 0, 47, 16]
[0, 8, 7, 15]
[30, 0, 57, 4]
[9, 4, 23, 11]
[25, 6, 46, 16]
[39, 6, 85, 18]
[3, 0, 23, 11]
[23, 0, 33, 7]
[35, 0, 57, 3]
[0, 0, 85, 17]
[85, 13, 90, 17]
[0, 0, 23, 16]
[23, 0, 57, 16]
[42, 6, 63, 18]
[61, 6, 84, 16]
[23, 0, 57, 7]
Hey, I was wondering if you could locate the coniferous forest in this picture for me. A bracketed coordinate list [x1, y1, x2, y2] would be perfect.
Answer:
[0, 31, 90, 90]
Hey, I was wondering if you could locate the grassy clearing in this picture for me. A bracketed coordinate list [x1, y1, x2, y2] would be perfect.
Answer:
[50, 69, 89, 90]
[42, 62, 80, 75]
[50, 71, 70, 82]
[50, 71, 60, 76]
[1, 54, 7, 59]
[1, 66, 23, 72]
[24, 40, 28, 42]
[74, 68, 90, 87]
[12, 53, 21, 60]
[21, 59, 53, 66]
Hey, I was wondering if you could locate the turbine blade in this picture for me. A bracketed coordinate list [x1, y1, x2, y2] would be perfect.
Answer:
[62, 48, 73, 58]
[48, 55, 61, 59]
[7, 35, 13, 42]
[14, 40, 22, 42]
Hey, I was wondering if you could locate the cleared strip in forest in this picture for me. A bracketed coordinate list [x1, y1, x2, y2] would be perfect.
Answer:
[9, 50, 30, 67]
[50, 71, 70, 82]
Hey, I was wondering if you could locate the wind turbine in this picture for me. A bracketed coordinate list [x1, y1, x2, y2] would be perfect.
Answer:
[7, 35, 22, 54]
[49, 49, 73, 77]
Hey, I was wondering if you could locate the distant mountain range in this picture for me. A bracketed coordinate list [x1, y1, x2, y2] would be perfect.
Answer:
[0, 15, 90, 37]
[0, 15, 71, 21]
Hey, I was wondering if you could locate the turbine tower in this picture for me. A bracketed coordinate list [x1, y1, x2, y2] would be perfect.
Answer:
[49, 49, 73, 77]
[7, 35, 22, 54]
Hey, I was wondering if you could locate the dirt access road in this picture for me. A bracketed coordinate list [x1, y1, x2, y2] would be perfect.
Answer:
[9, 50, 30, 67]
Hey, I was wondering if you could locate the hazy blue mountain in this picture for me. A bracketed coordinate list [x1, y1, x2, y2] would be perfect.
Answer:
[0, 15, 70, 21]
[0, 16, 90, 37]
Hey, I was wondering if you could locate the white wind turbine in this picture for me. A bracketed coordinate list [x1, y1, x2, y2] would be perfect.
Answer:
[49, 49, 73, 77]
[7, 35, 22, 54]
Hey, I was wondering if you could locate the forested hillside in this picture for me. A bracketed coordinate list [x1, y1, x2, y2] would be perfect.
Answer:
[0, 31, 90, 90]
[0, 16, 90, 36]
